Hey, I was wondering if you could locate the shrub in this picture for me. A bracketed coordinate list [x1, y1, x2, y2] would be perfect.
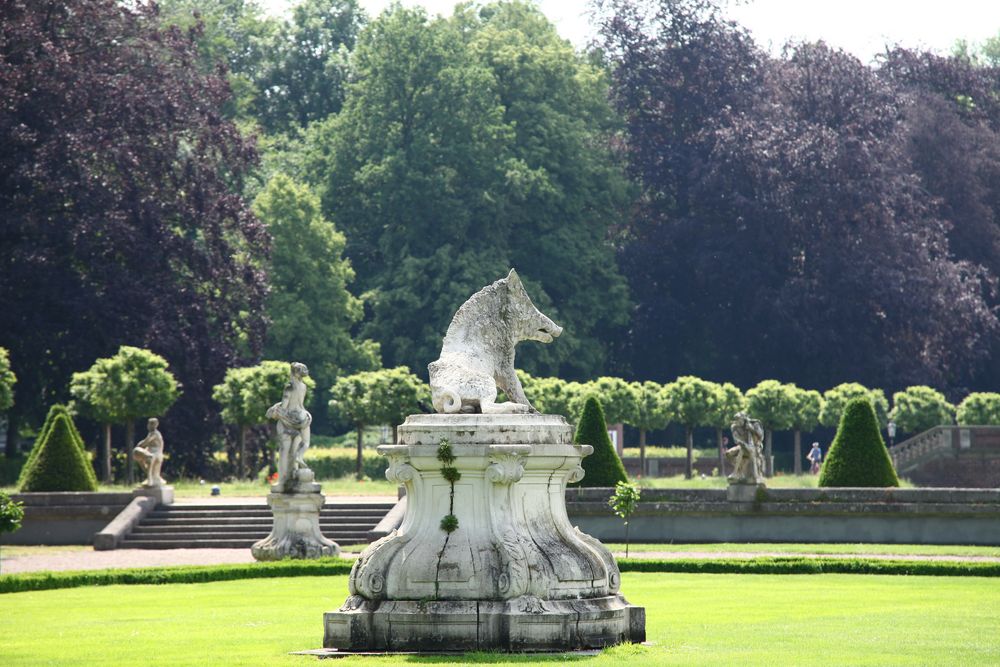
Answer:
[18, 411, 99, 492]
[571, 396, 628, 487]
[890, 386, 954, 434]
[956, 392, 1000, 426]
[819, 397, 899, 488]
[304, 449, 388, 480]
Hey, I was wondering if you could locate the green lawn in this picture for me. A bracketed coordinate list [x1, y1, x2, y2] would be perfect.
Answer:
[2, 573, 998, 665]
[603, 542, 1000, 557]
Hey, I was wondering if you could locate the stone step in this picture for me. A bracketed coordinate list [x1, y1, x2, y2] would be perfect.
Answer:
[132, 522, 376, 534]
[123, 530, 372, 542]
[117, 537, 369, 549]
[142, 514, 383, 524]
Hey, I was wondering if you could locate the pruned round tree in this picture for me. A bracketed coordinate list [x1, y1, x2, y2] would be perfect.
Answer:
[0, 347, 16, 415]
[890, 386, 954, 435]
[631, 381, 669, 475]
[18, 410, 98, 492]
[820, 383, 889, 429]
[745, 380, 797, 477]
[212, 361, 314, 479]
[329, 367, 428, 479]
[956, 392, 1000, 426]
[70, 347, 180, 484]
[571, 396, 628, 488]
[788, 386, 823, 476]
[819, 397, 899, 487]
[706, 382, 746, 476]
[662, 376, 717, 479]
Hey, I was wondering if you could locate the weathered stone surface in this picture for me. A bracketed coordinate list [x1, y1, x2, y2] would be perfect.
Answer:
[726, 412, 766, 485]
[324, 413, 644, 651]
[250, 491, 338, 560]
[428, 269, 562, 414]
[132, 418, 167, 488]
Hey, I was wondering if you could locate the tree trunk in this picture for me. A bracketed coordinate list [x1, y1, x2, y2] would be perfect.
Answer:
[392, 423, 398, 445]
[125, 420, 135, 485]
[638, 428, 647, 477]
[716, 427, 726, 477]
[238, 425, 247, 479]
[102, 423, 113, 483]
[624, 521, 630, 559]
[793, 429, 802, 476]
[356, 425, 364, 480]
[685, 425, 694, 479]
[765, 429, 773, 477]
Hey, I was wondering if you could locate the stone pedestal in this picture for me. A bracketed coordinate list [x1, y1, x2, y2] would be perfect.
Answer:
[727, 482, 765, 503]
[323, 413, 645, 652]
[133, 484, 174, 505]
[251, 489, 339, 560]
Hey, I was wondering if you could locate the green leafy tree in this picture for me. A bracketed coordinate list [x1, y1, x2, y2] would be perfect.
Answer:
[312, 2, 630, 378]
[662, 376, 717, 479]
[253, 174, 380, 431]
[956, 392, 1000, 425]
[329, 367, 429, 478]
[820, 383, 890, 429]
[528, 376, 585, 421]
[19, 410, 98, 492]
[745, 380, 797, 477]
[17, 405, 94, 489]
[706, 382, 746, 476]
[608, 480, 640, 557]
[254, 0, 366, 132]
[0, 491, 25, 574]
[631, 381, 669, 474]
[819, 397, 899, 487]
[572, 377, 638, 429]
[890, 386, 955, 435]
[212, 361, 314, 479]
[0, 347, 15, 416]
[69, 347, 180, 484]
[787, 386, 823, 476]
[571, 396, 627, 487]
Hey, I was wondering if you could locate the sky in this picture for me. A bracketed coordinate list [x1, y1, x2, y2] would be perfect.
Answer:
[262, 0, 1000, 62]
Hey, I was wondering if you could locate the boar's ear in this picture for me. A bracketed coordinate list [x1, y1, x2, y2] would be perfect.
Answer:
[506, 268, 521, 289]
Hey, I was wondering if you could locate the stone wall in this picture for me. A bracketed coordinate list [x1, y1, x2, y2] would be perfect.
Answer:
[1, 492, 132, 545]
[564, 487, 1000, 545]
[621, 457, 720, 478]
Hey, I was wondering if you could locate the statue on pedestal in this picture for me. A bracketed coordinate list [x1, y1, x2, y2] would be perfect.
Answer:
[267, 362, 313, 493]
[726, 411, 766, 485]
[132, 418, 166, 487]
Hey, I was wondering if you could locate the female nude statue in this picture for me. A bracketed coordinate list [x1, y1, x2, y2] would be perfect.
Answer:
[266, 362, 313, 492]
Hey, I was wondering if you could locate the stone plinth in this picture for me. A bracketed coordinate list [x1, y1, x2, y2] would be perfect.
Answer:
[727, 482, 765, 503]
[251, 491, 338, 560]
[133, 484, 174, 505]
[323, 413, 645, 652]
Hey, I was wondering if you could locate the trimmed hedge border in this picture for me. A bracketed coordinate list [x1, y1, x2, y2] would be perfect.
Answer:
[2, 555, 998, 595]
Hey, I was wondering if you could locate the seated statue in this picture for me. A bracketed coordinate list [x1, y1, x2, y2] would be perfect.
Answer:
[266, 362, 313, 492]
[725, 411, 765, 485]
[132, 417, 166, 487]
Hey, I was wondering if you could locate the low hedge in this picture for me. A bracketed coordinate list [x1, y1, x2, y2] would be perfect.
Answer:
[3, 555, 997, 595]
[304, 449, 388, 481]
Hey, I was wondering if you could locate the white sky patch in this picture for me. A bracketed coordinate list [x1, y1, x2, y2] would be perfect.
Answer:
[260, 0, 1000, 61]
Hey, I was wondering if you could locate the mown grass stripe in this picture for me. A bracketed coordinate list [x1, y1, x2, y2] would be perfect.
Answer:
[2, 556, 997, 595]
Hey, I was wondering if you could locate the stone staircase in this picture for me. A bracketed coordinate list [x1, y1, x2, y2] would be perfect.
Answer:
[119, 501, 395, 549]
[890, 426, 955, 476]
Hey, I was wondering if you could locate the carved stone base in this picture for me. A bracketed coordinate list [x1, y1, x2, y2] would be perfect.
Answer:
[251, 492, 339, 560]
[727, 482, 766, 503]
[324, 594, 645, 652]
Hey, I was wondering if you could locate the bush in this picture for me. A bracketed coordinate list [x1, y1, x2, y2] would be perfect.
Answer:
[890, 386, 954, 434]
[956, 392, 1000, 426]
[18, 410, 99, 492]
[571, 396, 628, 487]
[304, 448, 388, 481]
[819, 397, 899, 488]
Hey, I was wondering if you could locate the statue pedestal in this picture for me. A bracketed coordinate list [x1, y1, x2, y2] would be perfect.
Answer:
[133, 484, 174, 506]
[323, 414, 645, 652]
[251, 491, 339, 560]
[727, 482, 765, 503]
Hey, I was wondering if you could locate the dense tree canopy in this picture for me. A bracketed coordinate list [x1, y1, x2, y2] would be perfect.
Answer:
[0, 0, 268, 472]
[890, 386, 955, 435]
[309, 2, 630, 378]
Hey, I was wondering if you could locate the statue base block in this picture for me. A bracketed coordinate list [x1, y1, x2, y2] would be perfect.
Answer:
[727, 482, 765, 503]
[133, 485, 174, 505]
[324, 594, 644, 652]
[251, 492, 339, 560]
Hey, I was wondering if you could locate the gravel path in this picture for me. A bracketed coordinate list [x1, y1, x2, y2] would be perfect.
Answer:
[3, 547, 998, 575]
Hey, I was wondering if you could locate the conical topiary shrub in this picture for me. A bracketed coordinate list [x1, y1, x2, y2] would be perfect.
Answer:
[16, 404, 93, 489]
[819, 397, 899, 487]
[19, 411, 99, 492]
[571, 396, 628, 487]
